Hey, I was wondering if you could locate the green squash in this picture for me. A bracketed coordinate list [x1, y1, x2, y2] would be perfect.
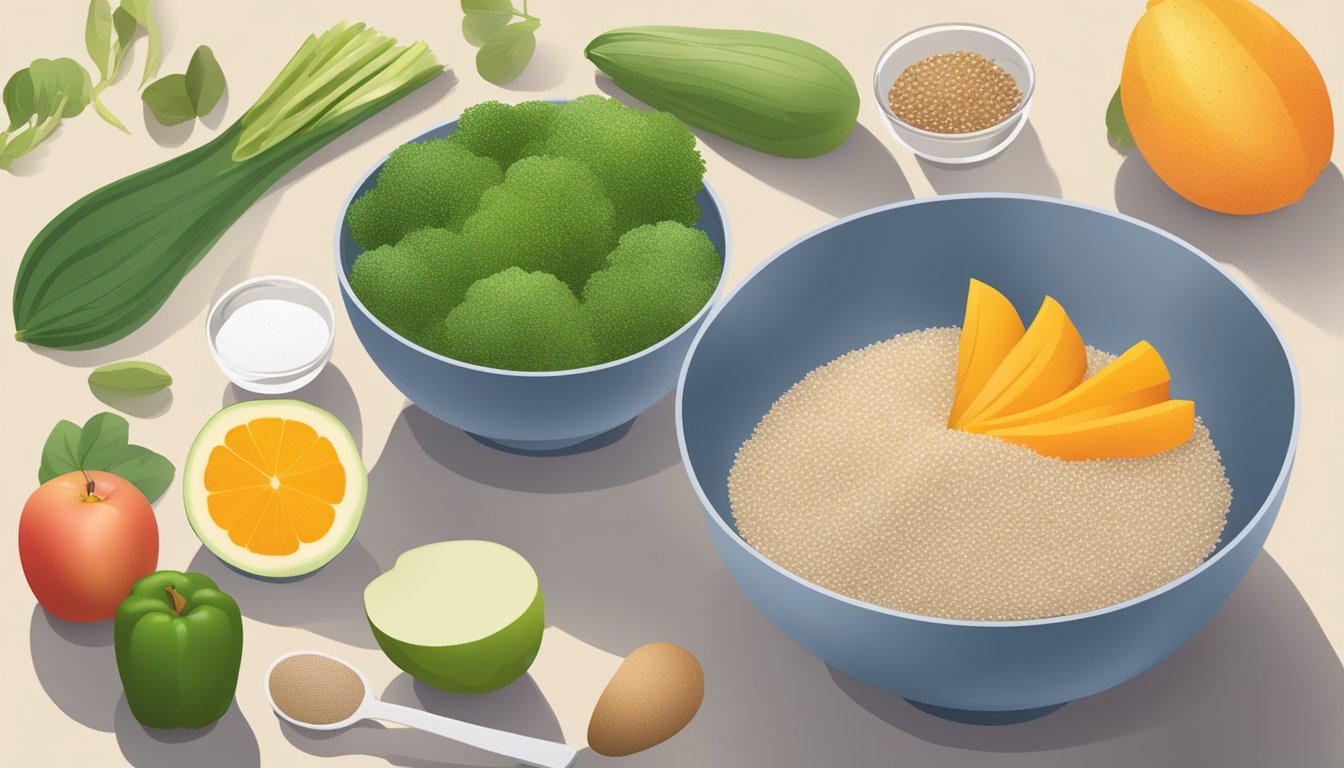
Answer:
[584, 26, 860, 158]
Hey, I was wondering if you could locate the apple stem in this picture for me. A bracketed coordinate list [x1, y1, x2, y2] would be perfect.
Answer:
[165, 586, 187, 615]
[78, 468, 103, 503]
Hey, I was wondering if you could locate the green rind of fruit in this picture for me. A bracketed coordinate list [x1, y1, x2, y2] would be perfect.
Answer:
[182, 400, 367, 579]
[585, 26, 860, 158]
[366, 588, 544, 694]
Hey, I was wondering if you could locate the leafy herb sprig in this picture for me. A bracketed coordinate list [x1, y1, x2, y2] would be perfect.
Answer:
[461, 0, 542, 84]
[39, 412, 175, 503]
[143, 46, 226, 127]
[84, 0, 164, 132]
[0, 59, 92, 171]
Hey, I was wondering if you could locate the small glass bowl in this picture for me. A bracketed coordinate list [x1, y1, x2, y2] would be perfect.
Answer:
[207, 275, 336, 394]
[874, 23, 1035, 164]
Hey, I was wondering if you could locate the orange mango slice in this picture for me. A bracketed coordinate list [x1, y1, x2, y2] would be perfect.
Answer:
[947, 279, 1025, 427]
[953, 296, 1086, 428]
[983, 399, 1195, 460]
[968, 340, 1171, 432]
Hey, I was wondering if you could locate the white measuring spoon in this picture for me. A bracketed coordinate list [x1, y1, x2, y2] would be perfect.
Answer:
[265, 651, 577, 768]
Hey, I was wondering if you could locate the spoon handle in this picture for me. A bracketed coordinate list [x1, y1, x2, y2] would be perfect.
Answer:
[366, 700, 578, 768]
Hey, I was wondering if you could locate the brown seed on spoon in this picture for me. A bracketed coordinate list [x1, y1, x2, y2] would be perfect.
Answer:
[587, 642, 704, 757]
[269, 653, 365, 725]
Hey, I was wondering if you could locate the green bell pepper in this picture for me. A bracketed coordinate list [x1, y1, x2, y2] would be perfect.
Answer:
[114, 570, 243, 729]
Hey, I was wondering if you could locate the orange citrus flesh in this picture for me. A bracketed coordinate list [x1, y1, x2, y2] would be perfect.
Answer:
[983, 400, 1196, 460]
[203, 417, 346, 556]
[967, 340, 1171, 431]
[947, 279, 1025, 427]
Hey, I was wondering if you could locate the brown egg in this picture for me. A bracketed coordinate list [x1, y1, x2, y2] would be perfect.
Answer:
[586, 642, 704, 757]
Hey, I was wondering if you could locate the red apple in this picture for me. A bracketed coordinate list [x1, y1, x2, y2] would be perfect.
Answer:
[19, 470, 159, 622]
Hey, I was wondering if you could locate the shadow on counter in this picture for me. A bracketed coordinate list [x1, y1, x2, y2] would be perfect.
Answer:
[1115, 157, 1343, 337]
[916, 121, 1061, 198]
[829, 552, 1344, 767]
[498, 40, 572, 93]
[221, 362, 365, 450]
[115, 699, 259, 768]
[28, 607, 120, 732]
[403, 391, 683, 495]
[594, 74, 914, 217]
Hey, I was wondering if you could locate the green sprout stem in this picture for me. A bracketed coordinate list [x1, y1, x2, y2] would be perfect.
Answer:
[513, 2, 538, 23]
[0, 94, 71, 171]
[91, 81, 130, 133]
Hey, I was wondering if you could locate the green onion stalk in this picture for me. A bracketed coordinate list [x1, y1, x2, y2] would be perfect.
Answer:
[13, 22, 442, 350]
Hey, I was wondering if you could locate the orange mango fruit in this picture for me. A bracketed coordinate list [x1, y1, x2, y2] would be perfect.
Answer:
[983, 400, 1196, 461]
[953, 296, 1087, 428]
[947, 279, 1025, 427]
[1121, 0, 1333, 214]
[968, 340, 1170, 431]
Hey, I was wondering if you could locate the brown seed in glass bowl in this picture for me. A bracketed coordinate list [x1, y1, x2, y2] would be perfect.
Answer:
[887, 50, 1024, 134]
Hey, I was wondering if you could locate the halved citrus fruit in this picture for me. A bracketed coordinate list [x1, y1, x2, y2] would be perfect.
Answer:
[184, 400, 366, 578]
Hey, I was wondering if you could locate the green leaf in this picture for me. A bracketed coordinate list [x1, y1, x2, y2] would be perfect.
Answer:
[119, 0, 161, 87]
[85, 0, 116, 82]
[113, 7, 138, 72]
[29, 58, 93, 118]
[462, 0, 515, 47]
[185, 45, 226, 117]
[1106, 86, 1134, 152]
[105, 444, 174, 502]
[36, 414, 175, 501]
[3, 68, 36, 130]
[88, 360, 172, 395]
[142, 73, 195, 125]
[78, 412, 131, 469]
[476, 20, 539, 85]
[38, 420, 83, 483]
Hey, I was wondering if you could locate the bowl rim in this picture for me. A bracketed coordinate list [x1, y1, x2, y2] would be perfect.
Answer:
[333, 110, 733, 379]
[873, 22, 1037, 140]
[675, 192, 1301, 629]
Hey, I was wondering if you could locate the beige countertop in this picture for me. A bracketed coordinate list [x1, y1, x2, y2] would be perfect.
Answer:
[3, 1, 1341, 766]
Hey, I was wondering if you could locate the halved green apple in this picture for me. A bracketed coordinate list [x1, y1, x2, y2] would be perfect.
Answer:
[364, 540, 544, 693]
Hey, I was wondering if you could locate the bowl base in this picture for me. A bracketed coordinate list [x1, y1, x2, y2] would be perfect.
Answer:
[904, 699, 1066, 725]
[466, 418, 636, 456]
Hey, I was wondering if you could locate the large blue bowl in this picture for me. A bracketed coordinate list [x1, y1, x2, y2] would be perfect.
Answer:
[677, 195, 1299, 722]
[336, 117, 730, 452]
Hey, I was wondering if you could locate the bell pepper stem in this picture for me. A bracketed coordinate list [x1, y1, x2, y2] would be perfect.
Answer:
[165, 586, 187, 615]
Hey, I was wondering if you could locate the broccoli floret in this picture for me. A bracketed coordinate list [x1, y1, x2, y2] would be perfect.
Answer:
[582, 222, 722, 361]
[538, 95, 704, 234]
[451, 100, 559, 169]
[423, 267, 598, 371]
[348, 228, 483, 344]
[462, 156, 617, 292]
[346, 138, 502, 250]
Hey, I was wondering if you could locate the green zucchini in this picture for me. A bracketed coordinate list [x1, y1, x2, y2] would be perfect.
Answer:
[584, 26, 859, 158]
[13, 23, 441, 350]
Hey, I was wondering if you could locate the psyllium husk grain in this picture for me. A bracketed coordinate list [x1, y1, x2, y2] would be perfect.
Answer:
[728, 327, 1231, 621]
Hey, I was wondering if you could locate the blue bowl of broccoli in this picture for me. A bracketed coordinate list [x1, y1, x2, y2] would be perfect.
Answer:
[335, 97, 730, 452]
